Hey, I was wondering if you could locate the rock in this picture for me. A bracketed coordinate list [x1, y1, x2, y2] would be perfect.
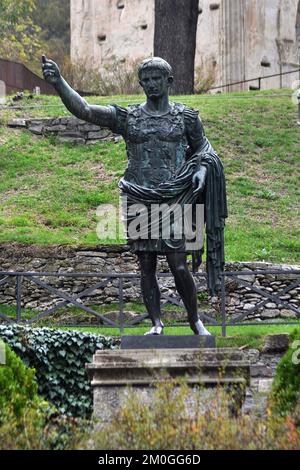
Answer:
[243, 303, 254, 310]
[250, 364, 273, 377]
[58, 131, 84, 139]
[59, 118, 71, 125]
[79, 251, 109, 257]
[25, 301, 39, 309]
[8, 118, 27, 127]
[44, 125, 67, 132]
[244, 293, 261, 299]
[265, 302, 277, 308]
[262, 334, 289, 353]
[280, 309, 298, 319]
[261, 309, 280, 318]
[237, 275, 255, 282]
[87, 130, 112, 140]
[258, 378, 273, 393]
[78, 123, 101, 132]
[243, 349, 260, 363]
[279, 294, 291, 300]
[27, 125, 44, 135]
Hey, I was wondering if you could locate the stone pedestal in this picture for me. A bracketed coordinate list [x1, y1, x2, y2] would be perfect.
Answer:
[120, 334, 216, 349]
[86, 348, 250, 422]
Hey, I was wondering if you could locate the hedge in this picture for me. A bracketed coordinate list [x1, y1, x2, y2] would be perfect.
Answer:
[271, 328, 300, 416]
[0, 342, 39, 424]
[0, 325, 119, 418]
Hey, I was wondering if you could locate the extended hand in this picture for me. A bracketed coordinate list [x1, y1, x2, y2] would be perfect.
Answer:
[42, 55, 61, 85]
[192, 165, 207, 193]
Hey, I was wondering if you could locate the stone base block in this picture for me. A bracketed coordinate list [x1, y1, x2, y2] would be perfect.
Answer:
[120, 334, 216, 349]
[86, 348, 250, 422]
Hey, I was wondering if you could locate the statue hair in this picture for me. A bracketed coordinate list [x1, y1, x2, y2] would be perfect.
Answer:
[138, 57, 173, 79]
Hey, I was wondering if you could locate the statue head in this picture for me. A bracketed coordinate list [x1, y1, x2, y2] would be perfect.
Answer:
[138, 57, 173, 79]
[138, 57, 174, 99]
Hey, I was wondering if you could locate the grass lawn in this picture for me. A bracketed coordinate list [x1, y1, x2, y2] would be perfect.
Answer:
[46, 324, 300, 349]
[0, 89, 299, 263]
[1, 301, 299, 349]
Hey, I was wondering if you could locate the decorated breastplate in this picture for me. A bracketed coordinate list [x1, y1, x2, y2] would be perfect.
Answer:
[124, 103, 188, 188]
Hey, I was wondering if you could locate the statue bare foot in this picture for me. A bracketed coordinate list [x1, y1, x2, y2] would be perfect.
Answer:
[190, 319, 211, 335]
[144, 323, 164, 335]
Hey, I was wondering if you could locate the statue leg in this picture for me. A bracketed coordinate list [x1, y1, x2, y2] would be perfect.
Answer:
[138, 251, 164, 335]
[166, 251, 210, 335]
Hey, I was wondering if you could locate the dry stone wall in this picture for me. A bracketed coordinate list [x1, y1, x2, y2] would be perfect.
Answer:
[8, 117, 121, 145]
[0, 244, 299, 322]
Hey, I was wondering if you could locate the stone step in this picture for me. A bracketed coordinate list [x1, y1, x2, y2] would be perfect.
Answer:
[87, 348, 250, 385]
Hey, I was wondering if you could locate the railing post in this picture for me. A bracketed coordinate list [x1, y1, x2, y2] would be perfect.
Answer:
[119, 277, 124, 334]
[221, 273, 226, 337]
[258, 77, 261, 90]
[16, 275, 23, 323]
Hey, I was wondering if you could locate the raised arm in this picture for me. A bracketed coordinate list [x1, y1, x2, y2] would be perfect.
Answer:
[41, 55, 113, 128]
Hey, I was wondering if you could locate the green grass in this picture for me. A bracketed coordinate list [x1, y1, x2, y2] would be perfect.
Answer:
[59, 324, 300, 349]
[1, 302, 299, 349]
[10, 322, 300, 349]
[0, 89, 299, 263]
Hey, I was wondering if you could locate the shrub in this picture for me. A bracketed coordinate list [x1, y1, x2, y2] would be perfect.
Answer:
[0, 325, 119, 418]
[270, 328, 300, 417]
[0, 342, 38, 423]
[79, 379, 300, 450]
[61, 56, 142, 95]
[194, 61, 216, 94]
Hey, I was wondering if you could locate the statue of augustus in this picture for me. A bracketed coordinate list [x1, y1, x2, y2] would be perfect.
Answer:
[42, 55, 227, 335]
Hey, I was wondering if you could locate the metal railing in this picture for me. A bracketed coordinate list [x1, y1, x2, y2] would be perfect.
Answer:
[208, 68, 300, 92]
[0, 269, 299, 336]
[220, 269, 300, 336]
[1, 56, 299, 98]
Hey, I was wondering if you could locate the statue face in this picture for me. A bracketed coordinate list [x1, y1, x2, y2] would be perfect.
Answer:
[139, 69, 171, 99]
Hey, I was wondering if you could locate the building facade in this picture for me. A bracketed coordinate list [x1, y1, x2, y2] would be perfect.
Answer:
[71, 0, 300, 91]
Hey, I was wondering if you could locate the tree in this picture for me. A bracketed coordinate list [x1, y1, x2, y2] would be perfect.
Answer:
[0, 0, 34, 33]
[154, 0, 199, 94]
[0, 0, 70, 74]
[0, 0, 44, 72]
[32, 0, 70, 64]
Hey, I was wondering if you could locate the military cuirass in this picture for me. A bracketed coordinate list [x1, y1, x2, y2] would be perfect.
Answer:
[123, 103, 188, 188]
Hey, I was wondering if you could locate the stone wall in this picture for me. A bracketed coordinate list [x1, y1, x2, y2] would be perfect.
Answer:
[8, 117, 121, 145]
[0, 243, 299, 322]
[243, 346, 286, 416]
[70, 0, 300, 91]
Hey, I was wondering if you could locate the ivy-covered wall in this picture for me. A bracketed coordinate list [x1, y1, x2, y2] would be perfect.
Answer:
[0, 325, 119, 417]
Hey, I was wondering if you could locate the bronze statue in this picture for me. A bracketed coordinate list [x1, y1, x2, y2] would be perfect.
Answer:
[42, 55, 227, 336]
